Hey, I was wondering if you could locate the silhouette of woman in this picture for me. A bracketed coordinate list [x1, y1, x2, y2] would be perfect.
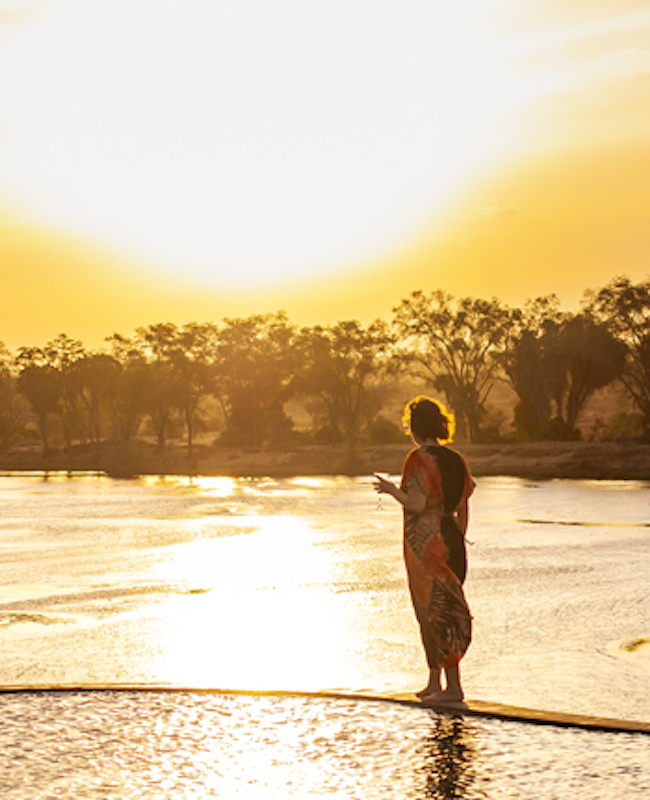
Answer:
[374, 397, 474, 702]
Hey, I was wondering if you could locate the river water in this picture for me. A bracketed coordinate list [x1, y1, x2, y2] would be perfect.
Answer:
[0, 472, 648, 797]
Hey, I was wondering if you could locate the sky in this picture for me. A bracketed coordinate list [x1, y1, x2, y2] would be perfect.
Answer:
[0, 0, 649, 349]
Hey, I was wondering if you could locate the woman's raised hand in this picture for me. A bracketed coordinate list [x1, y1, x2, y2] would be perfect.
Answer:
[373, 472, 393, 494]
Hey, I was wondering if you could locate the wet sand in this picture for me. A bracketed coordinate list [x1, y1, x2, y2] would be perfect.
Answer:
[2, 440, 650, 480]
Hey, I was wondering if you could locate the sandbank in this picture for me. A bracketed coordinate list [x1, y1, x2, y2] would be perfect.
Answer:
[2, 441, 650, 480]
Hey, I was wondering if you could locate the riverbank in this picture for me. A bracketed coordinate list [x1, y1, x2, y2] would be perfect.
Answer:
[2, 440, 650, 480]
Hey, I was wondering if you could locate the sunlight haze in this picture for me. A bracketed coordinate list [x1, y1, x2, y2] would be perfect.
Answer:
[1, 0, 649, 346]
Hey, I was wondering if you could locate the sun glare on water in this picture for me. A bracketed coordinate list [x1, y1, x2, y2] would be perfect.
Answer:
[150, 514, 353, 690]
[0, 0, 526, 288]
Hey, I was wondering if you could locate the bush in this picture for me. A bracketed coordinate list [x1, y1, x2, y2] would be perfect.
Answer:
[367, 416, 405, 445]
[314, 424, 343, 445]
[600, 412, 645, 441]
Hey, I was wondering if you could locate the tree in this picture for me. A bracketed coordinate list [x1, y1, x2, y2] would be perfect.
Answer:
[215, 313, 297, 445]
[173, 322, 219, 457]
[507, 326, 558, 439]
[71, 353, 121, 444]
[295, 320, 393, 449]
[42, 334, 88, 449]
[501, 296, 563, 439]
[584, 276, 650, 440]
[552, 316, 626, 438]
[15, 348, 63, 453]
[105, 334, 148, 442]
[504, 305, 626, 440]
[134, 323, 183, 450]
[15, 335, 91, 452]
[392, 291, 511, 442]
[0, 343, 30, 449]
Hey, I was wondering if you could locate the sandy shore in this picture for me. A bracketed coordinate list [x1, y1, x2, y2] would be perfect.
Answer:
[2, 440, 650, 480]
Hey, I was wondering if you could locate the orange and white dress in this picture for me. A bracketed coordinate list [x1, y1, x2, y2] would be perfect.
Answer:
[401, 444, 474, 670]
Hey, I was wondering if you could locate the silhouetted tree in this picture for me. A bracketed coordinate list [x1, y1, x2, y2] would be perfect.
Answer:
[173, 322, 219, 456]
[215, 313, 297, 445]
[584, 276, 650, 440]
[501, 296, 563, 439]
[552, 315, 626, 438]
[295, 320, 393, 449]
[71, 353, 121, 444]
[5, 276, 649, 453]
[15, 347, 63, 454]
[0, 343, 30, 449]
[504, 303, 626, 440]
[393, 291, 511, 441]
[42, 334, 87, 449]
[105, 334, 148, 441]
[134, 323, 183, 450]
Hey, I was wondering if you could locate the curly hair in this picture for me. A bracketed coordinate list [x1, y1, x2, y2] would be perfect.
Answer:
[402, 396, 455, 444]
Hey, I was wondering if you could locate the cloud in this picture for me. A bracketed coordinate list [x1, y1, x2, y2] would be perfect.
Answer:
[508, 7, 650, 102]
[505, 8, 650, 150]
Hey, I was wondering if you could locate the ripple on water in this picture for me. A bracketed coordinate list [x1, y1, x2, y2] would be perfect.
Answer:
[0, 691, 648, 799]
[620, 637, 650, 654]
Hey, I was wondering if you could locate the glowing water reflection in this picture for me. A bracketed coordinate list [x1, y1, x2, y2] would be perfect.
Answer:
[1, 691, 648, 800]
[0, 472, 649, 723]
[149, 514, 355, 689]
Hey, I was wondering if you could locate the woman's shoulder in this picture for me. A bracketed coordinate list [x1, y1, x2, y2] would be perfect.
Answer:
[403, 446, 422, 466]
[403, 443, 472, 477]
[402, 446, 429, 474]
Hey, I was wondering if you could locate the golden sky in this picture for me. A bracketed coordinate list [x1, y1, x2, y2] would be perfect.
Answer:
[1, 0, 649, 349]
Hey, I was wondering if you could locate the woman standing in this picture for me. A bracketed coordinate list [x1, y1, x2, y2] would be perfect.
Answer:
[374, 397, 474, 703]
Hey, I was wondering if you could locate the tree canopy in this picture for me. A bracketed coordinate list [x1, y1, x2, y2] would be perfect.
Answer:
[584, 276, 650, 440]
[2, 274, 649, 452]
[392, 291, 511, 442]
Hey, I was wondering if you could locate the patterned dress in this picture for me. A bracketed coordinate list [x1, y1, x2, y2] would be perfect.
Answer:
[401, 445, 475, 671]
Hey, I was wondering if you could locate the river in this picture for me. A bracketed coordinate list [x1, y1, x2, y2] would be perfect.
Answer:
[0, 472, 648, 798]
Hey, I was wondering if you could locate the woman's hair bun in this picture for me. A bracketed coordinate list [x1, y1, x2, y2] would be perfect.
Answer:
[402, 396, 455, 443]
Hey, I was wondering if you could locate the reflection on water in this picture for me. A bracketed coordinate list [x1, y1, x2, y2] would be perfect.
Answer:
[0, 471, 649, 720]
[0, 690, 648, 800]
[149, 513, 355, 690]
[1, 472, 650, 797]
[420, 717, 478, 800]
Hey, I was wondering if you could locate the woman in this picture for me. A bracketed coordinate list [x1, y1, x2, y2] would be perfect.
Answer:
[374, 396, 474, 703]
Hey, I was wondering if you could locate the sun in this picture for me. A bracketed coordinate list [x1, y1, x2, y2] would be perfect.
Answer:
[0, 0, 522, 288]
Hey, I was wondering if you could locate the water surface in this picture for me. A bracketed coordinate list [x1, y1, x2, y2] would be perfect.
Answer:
[2, 690, 649, 800]
[0, 473, 648, 797]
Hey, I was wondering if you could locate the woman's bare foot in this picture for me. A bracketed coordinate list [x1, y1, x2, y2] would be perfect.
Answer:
[420, 687, 464, 704]
[416, 680, 442, 699]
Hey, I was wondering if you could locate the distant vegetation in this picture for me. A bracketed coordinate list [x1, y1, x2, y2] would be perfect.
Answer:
[1, 275, 649, 454]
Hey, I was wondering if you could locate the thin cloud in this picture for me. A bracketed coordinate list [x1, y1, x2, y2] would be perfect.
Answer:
[509, 7, 650, 98]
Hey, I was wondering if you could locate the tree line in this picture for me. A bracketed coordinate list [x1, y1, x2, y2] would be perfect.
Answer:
[1, 275, 649, 454]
